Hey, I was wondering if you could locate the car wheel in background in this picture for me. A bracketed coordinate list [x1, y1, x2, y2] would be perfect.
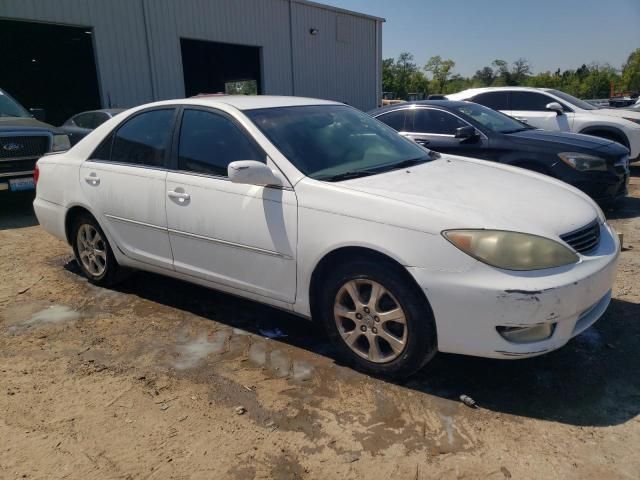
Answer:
[319, 258, 437, 378]
[71, 213, 122, 286]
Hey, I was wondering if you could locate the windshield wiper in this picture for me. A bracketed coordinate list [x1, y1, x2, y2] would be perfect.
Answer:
[378, 155, 435, 172]
[320, 170, 380, 182]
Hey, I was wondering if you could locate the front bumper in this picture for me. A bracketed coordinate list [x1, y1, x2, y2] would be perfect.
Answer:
[408, 222, 620, 359]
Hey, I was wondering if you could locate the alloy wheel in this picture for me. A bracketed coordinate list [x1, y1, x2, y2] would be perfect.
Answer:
[77, 224, 107, 277]
[333, 279, 408, 363]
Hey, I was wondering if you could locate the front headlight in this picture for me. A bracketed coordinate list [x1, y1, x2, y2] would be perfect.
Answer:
[558, 152, 607, 171]
[443, 230, 579, 271]
[51, 134, 71, 152]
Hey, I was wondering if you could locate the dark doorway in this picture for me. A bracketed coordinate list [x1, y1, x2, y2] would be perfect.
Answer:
[180, 38, 262, 97]
[0, 19, 101, 126]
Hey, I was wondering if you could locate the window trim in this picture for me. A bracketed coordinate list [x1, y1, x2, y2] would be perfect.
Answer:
[170, 105, 267, 181]
[510, 91, 574, 113]
[87, 105, 180, 170]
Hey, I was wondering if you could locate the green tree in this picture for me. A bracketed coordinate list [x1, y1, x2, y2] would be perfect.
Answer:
[473, 66, 495, 86]
[424, 55, 456, 93]
[622, 48, 640, 92]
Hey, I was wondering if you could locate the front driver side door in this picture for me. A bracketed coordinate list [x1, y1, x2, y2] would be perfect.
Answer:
[165, 107, 298, 303]
[510, 91, 574, 132]
[405, 108, 489, 158]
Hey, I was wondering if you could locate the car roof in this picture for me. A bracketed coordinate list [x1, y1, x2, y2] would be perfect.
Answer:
[73, 108, 126, 116]
[448, 86, 557, 99]
[150, 95, 342, 111]
[369, 100, 469, 115]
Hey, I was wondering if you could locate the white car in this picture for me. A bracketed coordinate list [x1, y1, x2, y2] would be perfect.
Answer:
[34, 96, 620, 377]
[447, 87, 640, 162]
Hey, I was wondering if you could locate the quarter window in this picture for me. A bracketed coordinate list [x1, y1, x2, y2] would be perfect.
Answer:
[471, 92, 510, 110]
[177, 109, 264, 177]
[413, 109, 467, 135]
[376, 110, 407, 131]
[510, 92, 558, 111]
[110, 109, 175, 167]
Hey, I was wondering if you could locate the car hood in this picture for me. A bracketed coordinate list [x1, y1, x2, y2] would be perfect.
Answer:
[0, 116, 60, 133]
[507, 128, 618, 152]
[336, 155, 600, 238]
[591, 108, 640, 121]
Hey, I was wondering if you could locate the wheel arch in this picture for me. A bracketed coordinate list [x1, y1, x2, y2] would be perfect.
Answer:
[579, 125, 630, 148]
[308, 246, 433, 321]
[64, 204, 97, 245]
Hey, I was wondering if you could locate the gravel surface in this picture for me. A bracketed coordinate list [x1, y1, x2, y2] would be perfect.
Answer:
[1, 168, 639, 479]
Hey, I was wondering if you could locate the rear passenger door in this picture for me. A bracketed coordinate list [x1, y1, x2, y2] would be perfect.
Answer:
[80, 107, 177, 270]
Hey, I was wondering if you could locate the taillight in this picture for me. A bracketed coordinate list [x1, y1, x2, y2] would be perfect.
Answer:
[34, 164, 40, 185]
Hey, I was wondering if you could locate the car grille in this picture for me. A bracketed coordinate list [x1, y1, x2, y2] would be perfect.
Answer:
[560, 220, 600, 255]
[0, 135, 50, 160]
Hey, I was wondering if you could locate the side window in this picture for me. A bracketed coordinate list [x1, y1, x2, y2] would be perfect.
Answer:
[110, 109, 175, 167]
[414, 109, 467, 135]
[73, 112, 95, 129]
[471, 92, 510, 111]
[511, 92, 557, 111]
[178, 109, 264, 177]
[376, 110, 407, 131]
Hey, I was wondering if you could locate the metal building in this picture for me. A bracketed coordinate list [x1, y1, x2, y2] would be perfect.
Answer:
[0, 0, 383, 125]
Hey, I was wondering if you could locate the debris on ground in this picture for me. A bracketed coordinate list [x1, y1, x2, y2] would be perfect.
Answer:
[460, 394, 477, 408]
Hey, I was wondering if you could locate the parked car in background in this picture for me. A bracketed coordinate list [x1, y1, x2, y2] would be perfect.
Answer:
[447, 87, 640, 162]
[34, 96, 619, 378]
[370, 100, 630, 205]
[0, 87, 70, 194]
[60, 109, 125, 146]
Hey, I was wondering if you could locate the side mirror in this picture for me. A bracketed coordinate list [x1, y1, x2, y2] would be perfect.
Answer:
[228, 160, 282, 186]
[545, 102, 564, 116]
[30, 108, 46, 122]
[454, 125, 478, 139]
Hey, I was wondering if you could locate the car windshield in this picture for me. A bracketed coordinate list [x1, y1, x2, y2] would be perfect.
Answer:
[453, 102, 530, 133]
[546, 89, 597, 110]
[245, 105, 431, 181]
[0, 89, 31, 118]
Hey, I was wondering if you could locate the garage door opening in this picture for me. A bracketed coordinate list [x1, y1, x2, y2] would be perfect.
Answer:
[0, 19, 101, 126]
[180, 39, 262, 97]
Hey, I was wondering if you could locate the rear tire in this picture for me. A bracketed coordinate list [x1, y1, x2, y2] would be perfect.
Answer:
[71, 213, 122, 287]
[318, 258, 437, 378]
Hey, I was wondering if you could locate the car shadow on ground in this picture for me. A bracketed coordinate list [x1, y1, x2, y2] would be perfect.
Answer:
[64, 260, 640, 428]
[0, 192, 38, 230]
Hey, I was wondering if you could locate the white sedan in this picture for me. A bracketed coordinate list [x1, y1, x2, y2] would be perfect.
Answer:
[34, 96, 620, 377]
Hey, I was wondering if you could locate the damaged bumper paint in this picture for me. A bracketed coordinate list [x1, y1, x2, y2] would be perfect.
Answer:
[408, 222, 620, 359]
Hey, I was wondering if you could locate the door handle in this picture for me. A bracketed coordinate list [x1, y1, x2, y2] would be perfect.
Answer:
[168, 190, 191, 203]
[85, 174, 100, 186]
[415, 139, 430, 146]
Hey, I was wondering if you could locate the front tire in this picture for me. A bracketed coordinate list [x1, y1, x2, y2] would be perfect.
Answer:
[318, 258, 437, 378]
[71, 213, 121, 286]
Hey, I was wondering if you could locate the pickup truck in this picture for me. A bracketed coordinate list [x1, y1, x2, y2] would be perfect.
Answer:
[1, 88, 70, 194]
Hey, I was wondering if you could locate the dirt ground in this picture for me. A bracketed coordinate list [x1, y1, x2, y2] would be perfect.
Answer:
[1, 168, 639, 480]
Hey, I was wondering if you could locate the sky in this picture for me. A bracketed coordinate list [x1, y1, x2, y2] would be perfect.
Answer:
[321, 0, 640, 77]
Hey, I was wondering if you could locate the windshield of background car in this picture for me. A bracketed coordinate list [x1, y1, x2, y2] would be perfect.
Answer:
[0, 89, 31, 118]
[547, 89, 597, 110]
[245, 105, 430, 180]
[454, 102, 528, 133]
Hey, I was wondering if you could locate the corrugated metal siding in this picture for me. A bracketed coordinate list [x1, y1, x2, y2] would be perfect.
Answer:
[0, 0, 380, 110]
[0, 0, 155, 108]
[291, 1, 378, 111]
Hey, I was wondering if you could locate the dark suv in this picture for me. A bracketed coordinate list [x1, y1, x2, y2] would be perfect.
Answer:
[0, 88, 70, 194]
